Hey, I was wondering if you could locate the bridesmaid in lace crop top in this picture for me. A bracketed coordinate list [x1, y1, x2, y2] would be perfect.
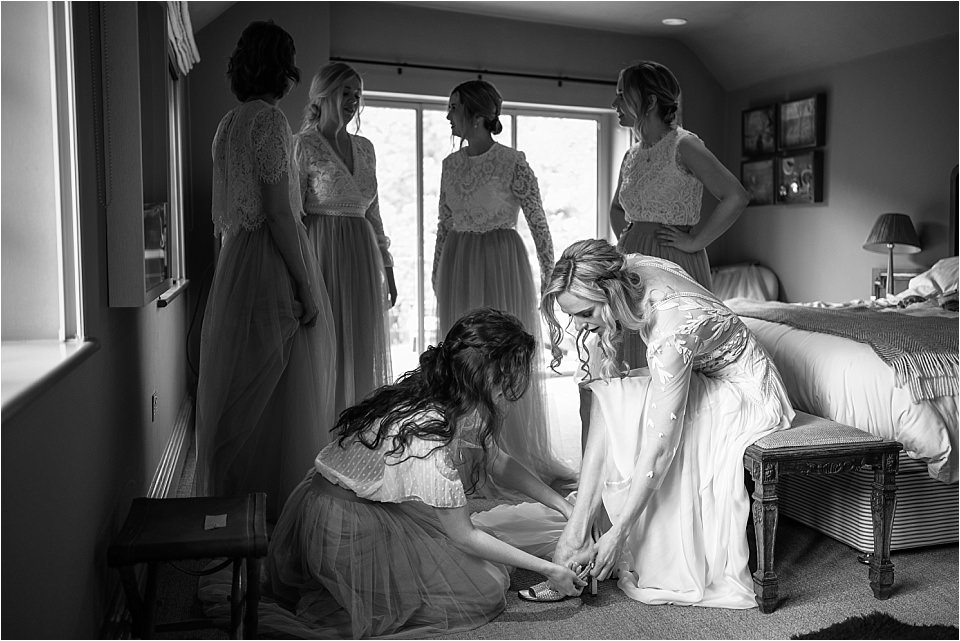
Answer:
[503, 238, 792, 608]
[260, 309, 586, 638]
[610, 61, 749, 370]
[294, 62, 397, 420]
[195, 21, 336, 521]
[432, 80, 573, 492]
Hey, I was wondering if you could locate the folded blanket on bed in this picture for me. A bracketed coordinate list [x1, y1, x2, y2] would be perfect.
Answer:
[729, 300, 958, 403]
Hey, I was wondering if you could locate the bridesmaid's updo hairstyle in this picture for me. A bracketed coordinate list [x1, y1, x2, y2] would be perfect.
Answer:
[618, 60, 681, 129]
[541, 239, 646, 381]
[334, 308, 535, 495]
[300, 62, 363, 133]
[226, 20, 300, 102]
[451, 80, 504, 135]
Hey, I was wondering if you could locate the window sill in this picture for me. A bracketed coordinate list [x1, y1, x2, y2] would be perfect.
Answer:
[1, 338, 100, 421]
[157, 278, 189, 308]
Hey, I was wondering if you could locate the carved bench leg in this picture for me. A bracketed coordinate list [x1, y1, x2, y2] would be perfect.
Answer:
[869, 452, 898, 600]
[750, 461, 780, 614]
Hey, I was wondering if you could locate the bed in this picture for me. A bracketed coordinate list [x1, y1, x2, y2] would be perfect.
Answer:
[716, 258, 959, 552]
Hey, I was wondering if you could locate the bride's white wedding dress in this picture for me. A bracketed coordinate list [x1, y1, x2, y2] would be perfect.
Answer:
[474, 255, 794, 609]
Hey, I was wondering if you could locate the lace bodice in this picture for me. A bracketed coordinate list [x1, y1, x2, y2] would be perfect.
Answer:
[211, 101, 302, 237]
[618, 127, 704, 225]
[433, 143, 554, 290]
[626, 255, 777, 489]
[314, 410, 468, 508]
[294, 129, 393, 267]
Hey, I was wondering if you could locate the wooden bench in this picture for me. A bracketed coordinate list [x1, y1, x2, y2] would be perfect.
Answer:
[108, 493, 268, 639]
[579, 386, 904, 613]
[743, 411, 903, 613]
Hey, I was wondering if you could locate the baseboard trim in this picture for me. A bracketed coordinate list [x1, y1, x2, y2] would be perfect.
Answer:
[148, 395, 194, 499]
[102, 394, 195, 639]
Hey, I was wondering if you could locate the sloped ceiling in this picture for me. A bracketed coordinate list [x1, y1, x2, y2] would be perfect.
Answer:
[188, 1, 958, 90]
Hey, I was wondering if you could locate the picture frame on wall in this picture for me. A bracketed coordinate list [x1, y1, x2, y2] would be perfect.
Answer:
[741, 105, 776, 156]
[776, 150, 823, 204]
[778, 94, 825, 150]
[741, 158, 775, 206]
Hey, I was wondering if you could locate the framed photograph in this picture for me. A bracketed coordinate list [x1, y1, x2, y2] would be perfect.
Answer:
[741, 158, 775, 206]
[741, 105, 776, 156]
[778, 94, 825, 150]
[776, 151, 823, 204]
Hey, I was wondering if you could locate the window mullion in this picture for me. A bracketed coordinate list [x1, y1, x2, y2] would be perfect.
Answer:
[416, 104, 425, 356]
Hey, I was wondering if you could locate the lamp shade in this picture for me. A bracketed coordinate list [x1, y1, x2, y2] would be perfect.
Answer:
[863, 213, 921, 254]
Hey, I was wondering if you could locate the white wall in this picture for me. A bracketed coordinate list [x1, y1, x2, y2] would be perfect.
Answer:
[717, 36, 958, 303]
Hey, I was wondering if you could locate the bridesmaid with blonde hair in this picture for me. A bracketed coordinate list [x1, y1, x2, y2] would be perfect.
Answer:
[295, 62, 397, 419]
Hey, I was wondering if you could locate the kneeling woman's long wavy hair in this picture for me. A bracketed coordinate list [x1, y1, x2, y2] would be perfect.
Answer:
[541, 239, 646, 380]
[333, 307, 535, 493]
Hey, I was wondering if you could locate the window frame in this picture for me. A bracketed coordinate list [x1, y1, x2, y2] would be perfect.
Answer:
[361, 91, 626, 353]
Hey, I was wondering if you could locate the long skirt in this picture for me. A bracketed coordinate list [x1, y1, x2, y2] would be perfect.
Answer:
[201, 470, 511, 639]
[617, 222, 712, 369]
[195, 226, 337, 520]
[435, 228, 575, 488]
[475, 343, 793, 609]
[304, 213, 393, 420]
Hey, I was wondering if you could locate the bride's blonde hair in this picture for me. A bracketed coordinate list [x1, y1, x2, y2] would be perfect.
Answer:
[541, 239, 646, 380]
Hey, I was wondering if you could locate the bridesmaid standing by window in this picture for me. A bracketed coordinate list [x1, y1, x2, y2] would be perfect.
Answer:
[432, 80, 574, 491]
[196, 21, 337, 521]
[295, 62, 397, 420]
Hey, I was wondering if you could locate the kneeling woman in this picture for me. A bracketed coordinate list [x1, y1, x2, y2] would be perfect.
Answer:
[263, 308, 585, 638]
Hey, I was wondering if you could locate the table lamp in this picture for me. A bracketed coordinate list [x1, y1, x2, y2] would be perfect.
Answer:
[862, 213, 921, 297]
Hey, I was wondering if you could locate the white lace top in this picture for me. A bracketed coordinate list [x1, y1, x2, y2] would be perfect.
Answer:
[627, 255, 779, 489]
[433, 143, 554, 290]
[211, 101, 303, 238]
[619, 127, 704, 226]
[315, 409, 469, 508]
[294, 129, 393, 267]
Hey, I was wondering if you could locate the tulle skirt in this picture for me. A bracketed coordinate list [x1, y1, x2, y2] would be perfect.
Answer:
[474, 339, 793, 609]
[229, 470, 510, 639]
[435, 228, 574, 487]
[304, 214, 393, 420]
[617, 223, 712, 369]
[195, 226, 337, 520]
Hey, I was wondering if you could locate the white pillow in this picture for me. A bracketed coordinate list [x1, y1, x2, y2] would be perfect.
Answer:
[904, 257, 959, 297]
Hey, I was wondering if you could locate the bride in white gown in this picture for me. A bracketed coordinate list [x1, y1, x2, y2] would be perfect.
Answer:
[474, 238, 793, 608]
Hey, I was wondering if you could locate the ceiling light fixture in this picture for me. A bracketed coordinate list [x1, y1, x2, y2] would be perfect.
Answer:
[662, 18, 688, 26]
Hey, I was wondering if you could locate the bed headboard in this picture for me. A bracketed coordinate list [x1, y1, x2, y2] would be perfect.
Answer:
[711, 263, 779, 302]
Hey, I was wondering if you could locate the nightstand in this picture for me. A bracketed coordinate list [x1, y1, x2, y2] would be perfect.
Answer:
[871, 267, 924, 299]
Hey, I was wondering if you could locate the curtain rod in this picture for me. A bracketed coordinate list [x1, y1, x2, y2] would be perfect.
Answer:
[330, 56, 616, 87]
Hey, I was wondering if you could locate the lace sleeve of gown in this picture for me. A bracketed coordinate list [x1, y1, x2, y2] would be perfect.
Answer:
[511, 154, 554, 292]
[635, 299, 702, 490]
[358, 138, 394, 268]
[432, 170, 453, 291]
[253, 107, 291, 185]
[292, 134, 309, 219]
[382, 437, 468, 508]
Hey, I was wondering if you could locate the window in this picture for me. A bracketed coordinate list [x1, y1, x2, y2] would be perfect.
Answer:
[359, 93, 628, 374]
[1, 0, 96, 415]
[2, 1, 82, 342]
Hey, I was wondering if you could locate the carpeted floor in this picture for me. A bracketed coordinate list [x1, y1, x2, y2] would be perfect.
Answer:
[151, 492, 958, 640]
[156, 379, 958, 639]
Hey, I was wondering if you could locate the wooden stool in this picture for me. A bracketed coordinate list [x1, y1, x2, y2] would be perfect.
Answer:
[108, 493, 268, 639]
[743, 412, 903, 613]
